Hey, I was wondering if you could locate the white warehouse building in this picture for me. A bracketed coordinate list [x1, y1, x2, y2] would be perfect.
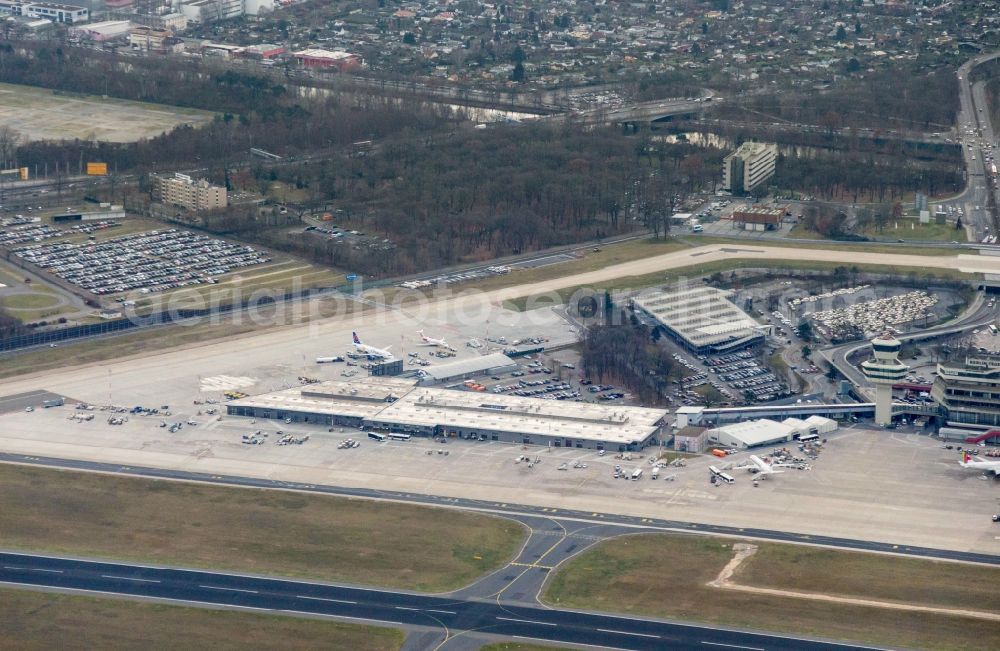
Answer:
[707, 416, 837, 449]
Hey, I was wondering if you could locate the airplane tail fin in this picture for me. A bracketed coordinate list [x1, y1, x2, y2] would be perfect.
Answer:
[353, 332, 361, 345]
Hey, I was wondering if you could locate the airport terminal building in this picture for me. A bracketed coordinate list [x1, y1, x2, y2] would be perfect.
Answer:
[631, 286, 770, 354]
[932, 354, 1000, 428]
[228, 377, 668, 451]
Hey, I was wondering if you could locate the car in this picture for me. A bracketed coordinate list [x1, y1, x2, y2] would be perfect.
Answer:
[994, 514, 1000, 522]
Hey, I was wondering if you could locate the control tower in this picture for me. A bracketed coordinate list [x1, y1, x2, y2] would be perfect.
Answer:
[861, 333, 908, 426]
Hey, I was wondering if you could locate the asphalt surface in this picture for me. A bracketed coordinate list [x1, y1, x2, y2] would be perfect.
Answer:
[955, 52, 1000, 242]
[0, 390, 63, 414]
[2, 452, 997, 567]
[0, 551, 870, 651]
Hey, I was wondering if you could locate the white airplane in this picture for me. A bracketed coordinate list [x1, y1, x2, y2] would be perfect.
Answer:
[352, 332, 393, 360]
[739, 455, 796, 478]
[959, 450, 1000, 476]
[416, 330, 454, 351]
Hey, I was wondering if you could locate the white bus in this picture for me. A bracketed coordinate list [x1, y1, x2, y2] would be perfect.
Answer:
[798, 433, 820, 444]
[989, 324, 998, 336]
[388, 433, 411, 441]
[367, 432, 387, 442]
[710, 466, 735, 484]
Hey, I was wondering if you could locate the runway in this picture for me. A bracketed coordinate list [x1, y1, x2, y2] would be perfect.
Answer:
[3, 452, 998, 567]
[0, 551, 868, 651]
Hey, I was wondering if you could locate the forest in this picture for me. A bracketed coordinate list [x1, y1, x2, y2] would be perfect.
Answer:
[216, 125, 724, 276]
[716, 66, 959, 132]
[772, 151, 962, 202]
[0, 41, 455, 173]
[580, 321, 679, 406]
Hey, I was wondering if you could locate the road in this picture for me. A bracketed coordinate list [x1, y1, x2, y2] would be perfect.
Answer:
[952, 51, 1000, 242]
[0, 551, 866, 651]
[821, 290, 997, 393]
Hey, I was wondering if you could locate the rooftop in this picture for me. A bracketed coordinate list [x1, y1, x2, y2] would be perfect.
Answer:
[232, 376, 667, 444]
[378, 386, 667, 443]
[420, 352, 516, 381]
[230, 377, 417, 421]
[632, 286, 766, 349]
[293, 48, 358, 60]
[712, 418, 797, 446]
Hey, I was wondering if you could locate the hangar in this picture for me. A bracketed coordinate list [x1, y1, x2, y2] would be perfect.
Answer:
[705, 416, 837, 449]
[706, 418, 797, 449]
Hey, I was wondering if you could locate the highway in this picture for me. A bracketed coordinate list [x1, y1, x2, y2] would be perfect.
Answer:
[0, 551, 863, 651]
[953, 51, 1000, 242]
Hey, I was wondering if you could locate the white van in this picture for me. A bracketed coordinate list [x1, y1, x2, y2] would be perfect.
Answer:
[691, 224, 704, 233]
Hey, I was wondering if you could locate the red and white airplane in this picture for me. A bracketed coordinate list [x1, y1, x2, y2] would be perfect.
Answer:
[959, 450, 1000, 477]
[417, 330, 455, 351]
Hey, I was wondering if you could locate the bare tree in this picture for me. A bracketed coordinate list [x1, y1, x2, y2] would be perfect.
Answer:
[0, 126, 21, 168]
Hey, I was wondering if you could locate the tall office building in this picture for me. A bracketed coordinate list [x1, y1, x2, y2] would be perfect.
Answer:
[723, 142, 777, 194]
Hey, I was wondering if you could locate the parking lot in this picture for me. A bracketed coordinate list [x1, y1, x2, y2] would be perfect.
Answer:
[11, 228, 271, 296]
[668, 348, 789, 406]
[0, 220, 121, 247]
[805, 290, 939, 340]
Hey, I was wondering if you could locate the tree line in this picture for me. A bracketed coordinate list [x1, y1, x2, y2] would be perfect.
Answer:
[0, 309, 27, 339]
[216, 125, 713, 276]
[773, 151, 961, 203]
[0, 41, 455, 174]
[717, 66, 958, 132]
[580, 321, 681, 406]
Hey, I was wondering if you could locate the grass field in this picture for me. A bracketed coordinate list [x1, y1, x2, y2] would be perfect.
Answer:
[740, 543, 1000, 612]
[692, 234, 971, 256]
[1, 587, 403, 651]
[789, 220, 968, 243]
[858, 219, 967, 242]
[0, 286, 75, 322]
[0, 296, 372, 380]
[132, 262, 345, 313]
[0, 293, 61, 310]
[0, 464, 525, 592]
[0, 82, 214, 143]
[462, 238, 689, 293]
[543, 533, 1000, 651]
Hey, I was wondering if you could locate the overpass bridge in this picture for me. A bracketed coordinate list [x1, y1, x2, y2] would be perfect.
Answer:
[541, 96, 720, 128]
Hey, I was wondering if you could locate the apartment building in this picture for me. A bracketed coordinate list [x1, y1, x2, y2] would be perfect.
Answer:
[153, 173, 227, 212]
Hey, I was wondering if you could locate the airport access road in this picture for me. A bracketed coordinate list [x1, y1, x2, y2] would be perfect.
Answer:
[0, 551, 870, 651]
[821, 290, 998, 391]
